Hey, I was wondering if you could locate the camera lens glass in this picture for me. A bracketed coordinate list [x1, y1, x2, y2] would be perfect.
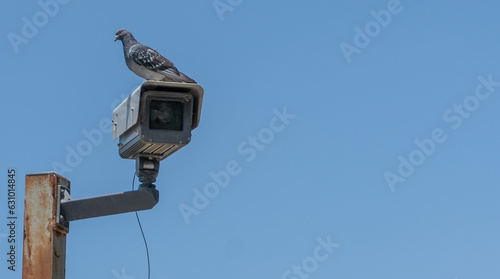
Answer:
[149, 100, 183, 131]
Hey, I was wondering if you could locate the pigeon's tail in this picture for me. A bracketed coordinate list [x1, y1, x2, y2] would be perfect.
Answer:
[163, 72, 196, 83]
[179, 72, 196, 83]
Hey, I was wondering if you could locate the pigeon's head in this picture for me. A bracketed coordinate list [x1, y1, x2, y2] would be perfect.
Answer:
[114, 29, 131, 42]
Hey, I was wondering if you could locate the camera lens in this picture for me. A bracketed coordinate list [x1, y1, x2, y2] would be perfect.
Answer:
[149, 100, 183, 131]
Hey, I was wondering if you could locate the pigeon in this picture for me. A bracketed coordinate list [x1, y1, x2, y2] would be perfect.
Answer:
[114, 29, 196, 83]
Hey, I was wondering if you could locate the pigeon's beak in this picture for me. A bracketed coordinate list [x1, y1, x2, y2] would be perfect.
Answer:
[114, 35, 119, 42]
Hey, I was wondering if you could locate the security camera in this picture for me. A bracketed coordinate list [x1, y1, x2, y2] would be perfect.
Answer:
[112, 81, 204, 185]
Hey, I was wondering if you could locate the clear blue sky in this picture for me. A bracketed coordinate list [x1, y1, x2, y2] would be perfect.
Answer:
[1, 0, 500, 278]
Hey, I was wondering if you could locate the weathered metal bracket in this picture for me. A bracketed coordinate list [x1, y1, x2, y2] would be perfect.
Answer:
[59, 185, 159, 222]
[23, 172, 70, 279]
[57, 185, 71, 229]
[23, 173, 160, 279]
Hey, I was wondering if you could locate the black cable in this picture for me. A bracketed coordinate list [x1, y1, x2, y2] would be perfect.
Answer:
[132, 173, 151, 279]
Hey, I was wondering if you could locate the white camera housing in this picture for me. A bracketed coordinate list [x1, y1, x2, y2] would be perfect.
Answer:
[112, 81, 204, 161]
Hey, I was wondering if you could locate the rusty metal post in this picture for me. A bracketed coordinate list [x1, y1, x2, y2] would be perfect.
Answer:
[22, 172, 70, 279]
